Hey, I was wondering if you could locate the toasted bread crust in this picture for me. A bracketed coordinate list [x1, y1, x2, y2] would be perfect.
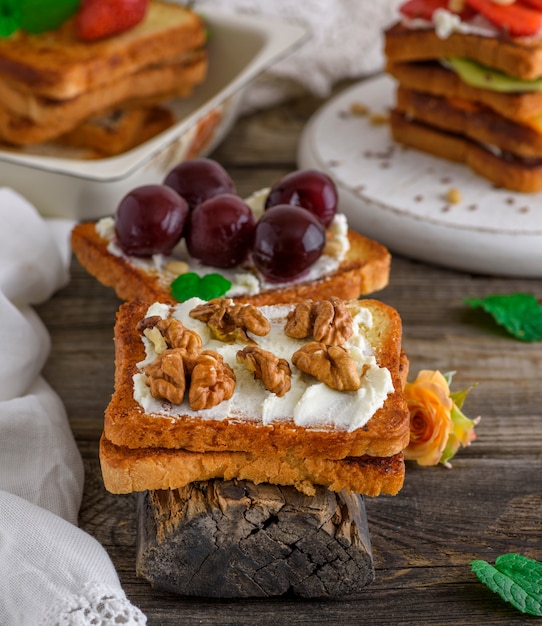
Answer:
[395, 86, 542, 159]
[59, 105, 175, 157]
[385, 22, 542, 80]
[71, 222, 391, 306]
[0, 55, 207, 146]
[388, 61, 542, 123]
[0, 2, 207, 100]
[390, 109, 542, 192]
[99, 434, 405, 496]
[104, 299, 409, 459]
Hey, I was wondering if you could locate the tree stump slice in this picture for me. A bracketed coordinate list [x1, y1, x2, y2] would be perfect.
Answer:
[136, 479, 374, 598]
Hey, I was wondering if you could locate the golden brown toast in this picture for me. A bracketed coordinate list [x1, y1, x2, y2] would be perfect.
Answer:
[395, 86, 542, 159]
[390, 109, 542, 193]
[385, 22, 542, 80]
[99, 435, 405, 496]
[59, 105, 175, 157]
[0, 51, 205, 123]
[0, 1, 207, 100]
[71, 221, 391, 306]
[104, 298, 410, 459]
[0, 54, 207, 146]
[387, 61, 542, 124]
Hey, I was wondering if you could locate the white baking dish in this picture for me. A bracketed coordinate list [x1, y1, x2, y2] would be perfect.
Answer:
[0, 12, 306, 220]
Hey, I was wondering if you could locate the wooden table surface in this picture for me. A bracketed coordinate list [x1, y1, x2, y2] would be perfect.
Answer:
[36, 86, 542, 625]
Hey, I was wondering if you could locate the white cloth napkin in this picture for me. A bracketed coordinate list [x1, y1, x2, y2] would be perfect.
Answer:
[189, 0, 404, 112]
[0, 188, 146, 625]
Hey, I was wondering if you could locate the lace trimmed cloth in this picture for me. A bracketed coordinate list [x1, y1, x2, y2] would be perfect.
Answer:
[41, 583, 146, 626]
[0, 188, 146, 625]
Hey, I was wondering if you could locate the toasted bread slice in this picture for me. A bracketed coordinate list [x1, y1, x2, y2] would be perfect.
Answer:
[0, 50, 206, 122]
[390, 109, 542, 192]
[0, 54, 207, 146]
[104, 299, 409, 459]
[59, 105, 175, 156]
[385, 22, 542, 80]
[0, 1, 207, 100]
[388, 61, 542, 124]
[71, 222, 391, 306]
[99, 435, 405, 496]
[395, 86, 542, 159]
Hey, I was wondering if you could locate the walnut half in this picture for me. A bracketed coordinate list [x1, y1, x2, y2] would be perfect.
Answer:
[189, 350, 236, 411]
[237, 345, 291, 397]
[285, 297, 354, 346]
[138, 315, 202, 373]
[144, 348, 186, 405]
[190, 298, 271, 343]
[292, 342, 361, 391]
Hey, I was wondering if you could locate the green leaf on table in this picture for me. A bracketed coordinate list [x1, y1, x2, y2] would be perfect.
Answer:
[471, 554, 542, 616]
[464, 293, 542, 342]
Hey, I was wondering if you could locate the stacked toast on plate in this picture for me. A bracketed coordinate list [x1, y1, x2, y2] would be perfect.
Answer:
[385, 1, 542, 192]
[0, 1, 208, 156]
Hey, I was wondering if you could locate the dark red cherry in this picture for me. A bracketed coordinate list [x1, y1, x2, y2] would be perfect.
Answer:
[252, 204, 326, 281]
[115, 185, 188, 257]
[186, 193, 256, 268]
[264, 169, 338, 227]
[163, 158, 236, 210]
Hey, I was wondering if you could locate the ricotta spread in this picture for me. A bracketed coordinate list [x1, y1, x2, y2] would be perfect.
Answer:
[402, 10, 500, 38]
[133, 298, 394, 432]
[96, 187, 350, 298]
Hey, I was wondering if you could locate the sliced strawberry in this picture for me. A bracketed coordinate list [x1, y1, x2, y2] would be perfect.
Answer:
[76, 0, 148, 41]
[519, 0, 542, 11]
[465, 0, 542, 37]
[399, 0, 475, 20]
[400, 0, 449, 20]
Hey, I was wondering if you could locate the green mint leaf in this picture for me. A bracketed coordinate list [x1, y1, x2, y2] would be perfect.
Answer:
[0, 0, 22, 37]
[464, 293, 542, 342]
[170, 272, 231, 302]
[20, 0, 80, 34]
[198, 273, 232, 301]
[471, 554, 542, 616]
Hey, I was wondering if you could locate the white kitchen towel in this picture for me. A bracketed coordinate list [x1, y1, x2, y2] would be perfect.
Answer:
[0, 188, 146, 625]
[188, 0, 404, 111]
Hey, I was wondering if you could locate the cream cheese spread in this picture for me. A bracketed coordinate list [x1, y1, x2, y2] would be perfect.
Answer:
[96, 188, 350, 299]
[133, 298, 394, 433]
[402, 10, 500, 38]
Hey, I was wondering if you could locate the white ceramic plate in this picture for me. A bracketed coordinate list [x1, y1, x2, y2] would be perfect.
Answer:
[0, 12, 306, 220]
[298, 74, 542, 277]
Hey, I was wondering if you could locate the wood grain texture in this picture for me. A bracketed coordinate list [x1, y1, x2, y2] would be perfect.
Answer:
[35, 82, 542, 624]
[136, 482, 374, 598]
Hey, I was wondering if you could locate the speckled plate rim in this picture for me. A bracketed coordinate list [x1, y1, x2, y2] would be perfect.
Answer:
[298, 74, 542, 277]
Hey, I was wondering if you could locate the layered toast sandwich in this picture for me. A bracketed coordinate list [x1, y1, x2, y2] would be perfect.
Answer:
[71, 162, 392, 306]
[0, 1, 208, 153]
[100, 296, 409, 497]
[73, 161, 408, 497]
[385, 0, 542, 192]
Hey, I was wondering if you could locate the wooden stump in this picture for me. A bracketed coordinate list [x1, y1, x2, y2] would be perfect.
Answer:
[136, 479, 374, 598]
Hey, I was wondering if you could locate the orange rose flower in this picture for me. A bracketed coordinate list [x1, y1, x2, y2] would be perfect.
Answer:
[404, 370, 480, 467]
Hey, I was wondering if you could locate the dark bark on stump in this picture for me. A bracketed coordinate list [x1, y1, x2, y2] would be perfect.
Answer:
[136, 479, 374, 598]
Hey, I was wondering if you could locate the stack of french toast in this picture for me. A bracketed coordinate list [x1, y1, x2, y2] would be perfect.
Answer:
[71, 161, 410, 501]
[100, 296, 409, 497]
[0, 1, 208, 156]
[385, 0, 542, 192]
